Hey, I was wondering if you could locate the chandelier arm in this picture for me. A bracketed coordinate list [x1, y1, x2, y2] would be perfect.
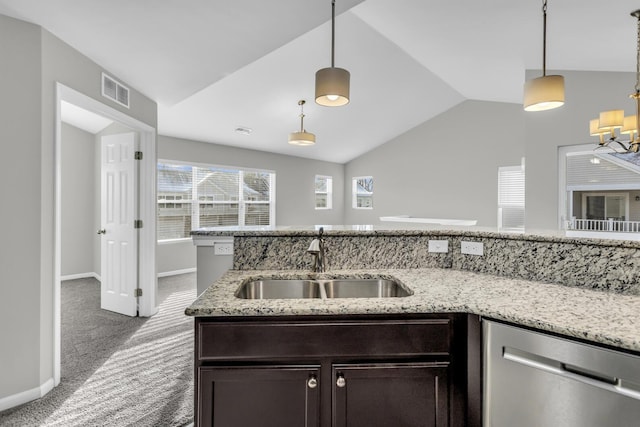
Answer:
[614, 140, 631, 152]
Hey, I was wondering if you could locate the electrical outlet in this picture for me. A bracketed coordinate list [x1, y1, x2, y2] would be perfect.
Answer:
[428, 240, 449, 253]
[461, 241, 484, 256]
[214, 242, 233, 255]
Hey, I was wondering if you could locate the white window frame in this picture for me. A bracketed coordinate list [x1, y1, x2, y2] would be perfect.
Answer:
[352, 176, 373, 209]
[315, 175, 333, 210]
[157, 160, 276, 242]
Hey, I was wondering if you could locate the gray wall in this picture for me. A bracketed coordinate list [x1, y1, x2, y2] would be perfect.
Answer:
[344, 100, 525, 226]
[0, 14, 42, 404]
[0, 13, 157, 405]
[61, 123, 95, 277]
[525, 70, 637, 231]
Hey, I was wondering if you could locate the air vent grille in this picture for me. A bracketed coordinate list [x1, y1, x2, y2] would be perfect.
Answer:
[102, 73, 130, 108]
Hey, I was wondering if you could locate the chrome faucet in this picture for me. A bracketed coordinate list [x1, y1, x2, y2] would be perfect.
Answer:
[307, 227, 326, 272]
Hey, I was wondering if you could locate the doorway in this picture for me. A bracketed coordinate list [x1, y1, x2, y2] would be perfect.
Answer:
[54, 83, 157, 387]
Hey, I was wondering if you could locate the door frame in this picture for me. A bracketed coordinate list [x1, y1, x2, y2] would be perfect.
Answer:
[54, 83, 158, 386]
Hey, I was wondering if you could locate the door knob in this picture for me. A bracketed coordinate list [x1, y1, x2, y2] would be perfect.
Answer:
[97, 229, 106, 235]
[336, 374, 346, 388]
[307, 375, 318, 389]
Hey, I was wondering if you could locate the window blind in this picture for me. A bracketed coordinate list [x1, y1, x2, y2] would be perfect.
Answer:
[498, 166, 525, 231]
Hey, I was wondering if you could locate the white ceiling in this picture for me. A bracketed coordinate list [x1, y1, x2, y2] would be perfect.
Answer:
[1, 0, 639, 163]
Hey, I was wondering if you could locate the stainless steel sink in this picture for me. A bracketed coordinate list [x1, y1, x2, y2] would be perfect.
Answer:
[323, 279, 411, 298]
[236, 278, 411, 299]
[235, 279, 321, 299]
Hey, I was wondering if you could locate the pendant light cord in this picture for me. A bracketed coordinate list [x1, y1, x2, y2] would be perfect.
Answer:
[331, 0, 336, 68]
[542, 0, 547, 77]
[299, 100, 306, 132]
[636, 12, 640, 92]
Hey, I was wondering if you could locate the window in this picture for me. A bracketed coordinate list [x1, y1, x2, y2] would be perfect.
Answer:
[559, 145, 640, 234]
[497, 165, 525, 232]
[157, 162, 275, 241]
[352, 176, 373, 209]
[315, 175, 333, 209]
[582, 192, 628, 222]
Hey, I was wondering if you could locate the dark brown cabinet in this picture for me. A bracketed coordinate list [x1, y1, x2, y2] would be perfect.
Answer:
[332, 363, 450, 427]
[198, 365, 320, 426]
[193, 314, 481, 427]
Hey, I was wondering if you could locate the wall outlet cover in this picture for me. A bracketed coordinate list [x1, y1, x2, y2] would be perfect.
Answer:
[428, 240, 449, 253]
[461, 241, 484, 256]
[214, 242, 234, 255]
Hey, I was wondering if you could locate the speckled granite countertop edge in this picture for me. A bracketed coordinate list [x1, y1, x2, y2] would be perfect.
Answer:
[191, 228, 640, 249]
[185, 268, 640, 353]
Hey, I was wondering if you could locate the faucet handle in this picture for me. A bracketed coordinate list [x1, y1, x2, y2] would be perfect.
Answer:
[307, 239, 320, 253]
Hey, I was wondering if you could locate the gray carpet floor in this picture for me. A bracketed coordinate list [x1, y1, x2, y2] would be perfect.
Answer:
[0, 273, 197, 427]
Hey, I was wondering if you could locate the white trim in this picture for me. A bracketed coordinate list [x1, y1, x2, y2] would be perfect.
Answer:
[54, 83, 158, 391]
[60, 272, 101, 281]
[157, 267, 197, 278]
[158, 237, 192, 245]
[568, 183, 640, 191]
[0, 378, 54, 412]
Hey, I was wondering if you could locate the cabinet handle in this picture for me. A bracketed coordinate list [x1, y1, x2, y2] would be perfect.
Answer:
[336, 374, 346, 388]
[307, 376, 318, 389]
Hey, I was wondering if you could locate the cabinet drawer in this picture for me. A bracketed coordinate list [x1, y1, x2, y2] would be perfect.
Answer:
[197, 319, 451, 361]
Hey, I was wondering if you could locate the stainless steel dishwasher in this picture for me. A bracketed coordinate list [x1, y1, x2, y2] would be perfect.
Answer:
[484, 320, 640, 427]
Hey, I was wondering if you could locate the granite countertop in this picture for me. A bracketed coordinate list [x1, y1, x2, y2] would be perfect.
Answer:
[185, 268, 640, 353]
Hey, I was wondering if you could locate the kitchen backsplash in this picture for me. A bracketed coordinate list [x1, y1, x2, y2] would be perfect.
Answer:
[231, 231, 640, 295]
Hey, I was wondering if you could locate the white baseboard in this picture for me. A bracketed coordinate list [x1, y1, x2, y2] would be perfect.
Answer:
[0, 378, 54, 412]
[60, 272, 101, 282]
[157, 267, 196, 278]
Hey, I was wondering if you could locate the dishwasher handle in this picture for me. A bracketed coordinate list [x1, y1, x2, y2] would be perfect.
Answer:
[503, 347, 640, 401]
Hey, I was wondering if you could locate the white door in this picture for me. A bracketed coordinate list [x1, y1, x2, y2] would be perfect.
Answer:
[99, 132, 138, 316]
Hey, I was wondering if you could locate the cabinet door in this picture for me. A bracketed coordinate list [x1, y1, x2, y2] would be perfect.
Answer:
[197, 365, 320, 427]
[332, 363, 449, 427]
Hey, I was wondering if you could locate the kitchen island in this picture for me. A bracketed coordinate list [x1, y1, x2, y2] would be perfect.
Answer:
[187, 227, 640, 427]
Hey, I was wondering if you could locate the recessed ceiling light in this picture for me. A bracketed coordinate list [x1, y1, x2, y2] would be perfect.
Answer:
[235, 126, 252, 135]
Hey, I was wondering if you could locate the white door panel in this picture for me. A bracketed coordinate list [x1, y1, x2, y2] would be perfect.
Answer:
[100, 132, 138, 316]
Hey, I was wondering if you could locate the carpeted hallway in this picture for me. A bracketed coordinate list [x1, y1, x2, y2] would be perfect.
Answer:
[0, 273, 197, 427]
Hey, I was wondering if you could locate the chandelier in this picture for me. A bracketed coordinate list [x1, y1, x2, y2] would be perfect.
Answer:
[590, 10, 640, 153]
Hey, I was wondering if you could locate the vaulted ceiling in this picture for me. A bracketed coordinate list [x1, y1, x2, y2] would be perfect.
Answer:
[1, 0, 639, 163]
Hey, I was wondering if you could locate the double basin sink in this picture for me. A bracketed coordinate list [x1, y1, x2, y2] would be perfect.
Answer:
[236, 278, 411, 299]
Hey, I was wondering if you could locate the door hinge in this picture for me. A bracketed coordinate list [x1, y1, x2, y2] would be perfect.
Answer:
[134, 151, 143, 160]
[134, 288, 143, 297]
[134, 219, 143, 229]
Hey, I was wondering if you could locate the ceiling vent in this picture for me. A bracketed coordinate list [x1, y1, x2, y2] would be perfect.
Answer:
[102, 72, 130, 108]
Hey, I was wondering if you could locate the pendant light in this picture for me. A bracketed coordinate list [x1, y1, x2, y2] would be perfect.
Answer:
[288, 100, 316, 146]
[523, 0, 565, 112]
[315, 0, 350, 107]
[589, 10, 640, 153]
